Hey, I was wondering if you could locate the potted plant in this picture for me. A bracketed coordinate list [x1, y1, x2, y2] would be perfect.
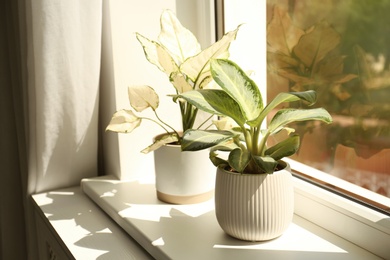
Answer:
[106, 10, 240, 204]
[178, 58, 332, 241]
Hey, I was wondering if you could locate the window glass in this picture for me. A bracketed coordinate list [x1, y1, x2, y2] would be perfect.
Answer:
[267, 0, 390, 198]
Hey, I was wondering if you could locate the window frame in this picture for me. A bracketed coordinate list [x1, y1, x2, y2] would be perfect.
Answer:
[290, 158, 390, 259]
[217, 0, 390, 258]
[291, 159, 390, 216]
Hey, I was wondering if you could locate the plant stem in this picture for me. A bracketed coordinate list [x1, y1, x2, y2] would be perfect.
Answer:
[243, 126, 252, 152]
[258, 130, 271, 156]
[182, 102, 198, 131]
[196, 114, 214, 130]
[193, 62, 209, 90]
[253, 126, 263, 155]
[152, 110, 180, 137]
[203, 122, 214, 130]
[141, 117, 170, 133]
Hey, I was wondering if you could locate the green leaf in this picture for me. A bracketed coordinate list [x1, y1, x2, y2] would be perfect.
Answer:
[252, 156, 278, 174]
[106, 110, 141, 133]
[228, 148, 251, 173]
[251, 90, 317, 126]
[136, 33, 178, 76]
[210, 139, 239, 152]
[128, 86, 159, 112]
[196, 89, 246, 126]
[158, 10, 201, 64]
[177, 90, 221, 115]
[179, 89, 246, 126]
[141, 133, 179, 154]
[209, 151, 229, 168]
[181, 129, 235, 151]
[180, 25, 241, 83]
[268, 108, 333, 135]
[211, 59, 263, 124]
[265, 134, 300, 160]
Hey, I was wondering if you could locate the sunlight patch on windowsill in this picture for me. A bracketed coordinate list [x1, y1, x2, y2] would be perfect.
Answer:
[213, 222, 347, 253]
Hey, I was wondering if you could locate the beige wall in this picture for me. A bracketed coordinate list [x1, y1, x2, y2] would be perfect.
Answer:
[99, 0, 215, 180]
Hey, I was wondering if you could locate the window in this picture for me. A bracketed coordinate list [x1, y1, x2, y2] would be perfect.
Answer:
[266, 0, 390, 214]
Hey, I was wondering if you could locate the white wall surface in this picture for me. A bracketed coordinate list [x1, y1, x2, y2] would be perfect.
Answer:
[100, 0, 215, 180]
[224, 0, 266, 96]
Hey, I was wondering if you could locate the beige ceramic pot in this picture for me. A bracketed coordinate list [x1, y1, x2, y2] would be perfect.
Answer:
[154, 142, 215, 204]
[214, 161, 294, 241]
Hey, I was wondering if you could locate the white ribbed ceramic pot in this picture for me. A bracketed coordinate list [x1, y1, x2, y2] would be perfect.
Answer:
[154, 143, 215, 204]
[214, 161, 294, 241]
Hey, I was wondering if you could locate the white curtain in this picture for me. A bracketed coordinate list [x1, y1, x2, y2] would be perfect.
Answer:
[1, 0, 102, 259]
[26, 0, 102, 194]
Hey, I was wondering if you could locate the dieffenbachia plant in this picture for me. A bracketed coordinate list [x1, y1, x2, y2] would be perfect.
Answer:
[178, 59, 333, 174]
[106, 10, 240, 153]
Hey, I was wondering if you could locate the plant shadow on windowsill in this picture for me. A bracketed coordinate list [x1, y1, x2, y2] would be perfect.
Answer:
[37, 188, 152, 259]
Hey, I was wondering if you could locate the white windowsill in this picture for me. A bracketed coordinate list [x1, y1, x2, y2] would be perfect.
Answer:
[31, 186, 153, 259]
[79, 175, 384, 260]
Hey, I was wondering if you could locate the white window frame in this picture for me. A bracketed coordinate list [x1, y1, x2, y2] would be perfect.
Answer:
[220, 1, 390, 258]
[290, 158, 390, 259]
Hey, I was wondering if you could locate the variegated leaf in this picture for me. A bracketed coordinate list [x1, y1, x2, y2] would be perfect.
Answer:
[180, 25, 240, 82]
[251, 90, 318, 126]
[265, 134, 300, 161]
[252, 156, 278, 174]
[106, 110, 141, 133]
[210, 59, 263, 125]
[136, 33, 178, 76]
[158, 10, 201, 64]
[180, 89, 246, 126]
[228, 148, 251, 173]
[181, 129, 235, 151]
[141, 133, 179, 154]
[170, 71, 193, 93]
[128, 86, 159, 112]
[268, 108, 332, 135]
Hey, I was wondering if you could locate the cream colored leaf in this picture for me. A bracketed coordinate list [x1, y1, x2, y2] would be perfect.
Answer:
[158, 10, 201, 64]
[281, 127, 296, 135]
[136, 33, 178, 76]
[213, 117, 237, 130]
[170, 71, 193, 93]
[141, 133, 179, 153]
[197, 73, 213, 89]
[128, 86, 159, 112]
[180, 26, 240, 83]
[106, 110, 141, 133]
